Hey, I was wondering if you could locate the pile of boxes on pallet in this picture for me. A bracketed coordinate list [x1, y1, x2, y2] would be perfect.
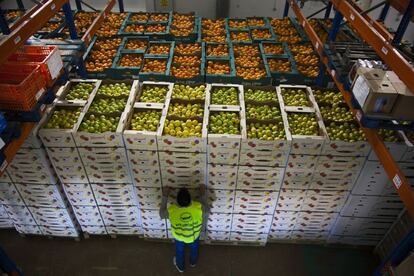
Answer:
[5, 79, 409, 246]
[0, 132, 79, 237]
[39, 79, 141, 236]
[330, 130, 408, 245]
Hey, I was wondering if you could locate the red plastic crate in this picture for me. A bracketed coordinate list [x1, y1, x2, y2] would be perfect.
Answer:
[0, 64, 47, 111]
[7, 45, 63, 86]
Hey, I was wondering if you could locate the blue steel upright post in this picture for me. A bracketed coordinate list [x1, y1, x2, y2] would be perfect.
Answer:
[378, 2, 390, 21]
[0, 8, 10, 35]
[16, 0, 25, 10]
[75, 0, 82, 11]
[283, 0, 290, 17]
[392, 0, 414, 45]
[118, 0, 124, 13]
[62, 2, 78, 39]
[324, 2, 332, 18]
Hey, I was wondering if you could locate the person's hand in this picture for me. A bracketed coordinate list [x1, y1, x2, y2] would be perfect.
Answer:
[199, 184, 206, 195]
[162, 186, 170, 197]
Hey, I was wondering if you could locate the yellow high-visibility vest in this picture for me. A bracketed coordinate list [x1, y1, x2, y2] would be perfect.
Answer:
[168, 201, 203, 243]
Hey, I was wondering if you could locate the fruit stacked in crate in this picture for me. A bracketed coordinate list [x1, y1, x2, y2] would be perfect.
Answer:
[236, 86, 289, 243]
[330, 129, 408, 245]
[2, 138, 79, 237]
[75, 80, 141, 236]
[206, 84, 245, 241]
[124, 81, 173, 239]
[269, 85, 333, 241]
[171, 42, 205, 84]
[200, 19, 227, 43]
[39, 79, 106, 235]
[159, 83, 208, 239]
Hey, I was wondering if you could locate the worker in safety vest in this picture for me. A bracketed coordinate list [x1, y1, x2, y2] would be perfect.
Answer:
[159, 184, 208, 273]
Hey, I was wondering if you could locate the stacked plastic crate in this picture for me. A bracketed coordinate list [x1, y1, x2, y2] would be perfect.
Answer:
[206, 84, 245, 242]
[159, 83, 208, 240]
[235, 85, 289, 244]
[38, 79, 104, 236]
[0, 173, 18, 230]
[124, 81, 173, 239]
[330, 130, 407, 245]
[74, 80, 140, 236]
[3, 132, 78, 237]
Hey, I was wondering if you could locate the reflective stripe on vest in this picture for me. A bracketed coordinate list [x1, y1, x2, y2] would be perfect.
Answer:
[168, 201, 203, 243]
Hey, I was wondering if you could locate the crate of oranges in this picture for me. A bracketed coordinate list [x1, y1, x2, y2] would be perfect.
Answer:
[111, 53, 144, 79]
[170, 43, 205, 84]
[84, 37, 122, 78]
[250, 27, 275, 42]
[148, 12, 171, 23]
[119, 22, 146, 35]
[205, 59, 236, 83]
[287, 42, 319, 84]
[260, 42, 287, 56]
[145, 41, 174, 58]
[170, 12, 198, 42]
[246, 17, 269, 28]
[174, 42, 203, 56]
[264, 56, 300, 84]
[127, 12, 149, 23]
[205, 43, 232, 58]
[139, 57, 171, 81]
[144, 22, 170, 39]
[230, 30, 252, 43]
[120, 37, 148, 53]
[226, 18, 248, 30]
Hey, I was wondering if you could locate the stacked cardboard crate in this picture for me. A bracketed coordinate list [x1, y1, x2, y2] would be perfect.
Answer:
[124, 81, 173, 239]
[233, 85, 287, 243]
[2, 136, 78, 237]
[160, 83, 208, 239]
[269, 85, 341, 241]
[205, 84, 243, 242]
[330, 130, 407, 245]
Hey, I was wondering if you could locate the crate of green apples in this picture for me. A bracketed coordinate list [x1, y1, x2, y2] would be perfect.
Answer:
[312, 87, 371, 156]
[158, 83, 208, 153]
[56, 80, 100, 104]
[136, 81, 173, 104]
[239, 86, 291, 165]
[277, 85, 316, 112]
[39, 104, 85, 147]
[286, 110, 327, 155]
[123, 104, 165, 150]
[74, 80, 138, 147]
[368, 129, 408, 161]
[209, 84, 243, 109]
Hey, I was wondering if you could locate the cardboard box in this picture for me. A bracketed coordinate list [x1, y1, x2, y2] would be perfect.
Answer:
[331, 216, 393, 236]
[29, 206, 75, 228]
[268, 230, 292, 240]
[72, 205, 105, 226]
[63, 183, 96, 205]
[143, 228, 167, 239]
[290, 230, 329, 241]
[39, 225, 79, 237]
[208, 164, 238, 182]
[15, 184, 67, 208]
[206, 230, 230, 241]
[100, 205, 141, 226]
[352, 74, 397, 117]
[321, 139, 371, 157]
[315, 155, 365, 172]
[287, 154, 319, 170]
[340, 195, 403, 218]
[159, 151, 206, 168]
[239, 148, 289, 167]
[135, 187, 162, 209]
[127, 149, 159, 167]
[0, 183, 24, 205]
[276, 189, 306, 211]
[78, 147, 128, 163]
[230, 231, 268, 242]
[282, 168, 314, 189]
[39, 103, 88, 148]
[368, 135, 407, 162]
[14, 224, 43, 235]
[106, 226, 142, 235]
[55, 79, 101, 105]
[391, 81, 414, 120]
[208, 83, 244, 109]
[208, 148, 240, 165]
[92, 184, 137, 206]
[80, 225, 107, 235]
[123, 103, 166, 150]
[328, 235, 381, 246]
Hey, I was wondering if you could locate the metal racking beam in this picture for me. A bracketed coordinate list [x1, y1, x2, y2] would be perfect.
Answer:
[81, 0, 116, 46]
[288, 0, 414, 220]
[0, 0, 67, 65]
[328, 0, 414, 97]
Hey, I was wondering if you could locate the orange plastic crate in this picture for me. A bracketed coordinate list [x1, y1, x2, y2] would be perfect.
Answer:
[7, 45, 63, 86]
[0, 64, 47, 111]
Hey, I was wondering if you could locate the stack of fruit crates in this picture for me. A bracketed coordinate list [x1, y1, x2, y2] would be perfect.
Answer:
[160, 83, 209, 239]
[206, 84, 245, 241]
[2, 134, 79, 238]
[139, 42, 174, 82]
[112, 37, 149, 79]
[170, 12, 199, 42]
[124, 81, 172, 239]
[330, 129, 407, 245]
[239, 85, 290, 243]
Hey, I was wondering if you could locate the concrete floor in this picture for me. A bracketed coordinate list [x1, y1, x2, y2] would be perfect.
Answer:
[0, 230, 379, 276]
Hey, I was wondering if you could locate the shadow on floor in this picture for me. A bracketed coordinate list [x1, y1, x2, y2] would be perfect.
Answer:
[0, 230, 379, 276]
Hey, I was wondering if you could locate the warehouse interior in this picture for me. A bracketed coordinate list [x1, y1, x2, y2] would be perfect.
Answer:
[0, 0, 414, 275]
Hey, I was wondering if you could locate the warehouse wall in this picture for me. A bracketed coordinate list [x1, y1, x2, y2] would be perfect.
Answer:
[1, 0, 413, 41]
